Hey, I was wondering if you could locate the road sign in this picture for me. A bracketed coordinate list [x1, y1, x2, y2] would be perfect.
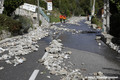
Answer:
[47, 2, 52, 11]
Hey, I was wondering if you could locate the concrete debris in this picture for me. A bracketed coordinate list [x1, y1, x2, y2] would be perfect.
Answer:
[1, 54, 11, 60]
[40, 38, 117, 80]
[13, 56, 26, 66]
[96, 36, 101, 40]
[0, 27, 48, 67]
[40, 72, 44, 75]
[41, 39, 73, 77]
[45, 39, 63, 53]
[98, 42, 102, 46]
[85, 21, 91, 26]
[0, 66, 4, 70]
[62, 69, 83, 80]
[5, 56, 26, 66]
[81, 63, 85, 65]
[47, 76, 51, 78]
[0, 47, 6, 53]
[102, 33, 120, 53]
[97, 71, 104, 76]
[49, 25, 82, 35]
[67, 17, 86, 26]
[5, 60, 12, 64]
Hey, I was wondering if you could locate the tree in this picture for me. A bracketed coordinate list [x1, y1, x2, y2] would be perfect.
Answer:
[110, 0, 120, 37]
[3, 0, 24, 16]
[110, 0, 120, 13]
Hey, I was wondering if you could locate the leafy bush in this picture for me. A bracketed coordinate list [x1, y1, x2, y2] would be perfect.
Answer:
[39, 20, 42, 26]
[91, 16, 102, 28]
[110, 13, 120, 37]
[0, 14, 22, 34]
[3, 0, 24, 16]
[14, 15, 33, 34]
[91, 16, 98, 24]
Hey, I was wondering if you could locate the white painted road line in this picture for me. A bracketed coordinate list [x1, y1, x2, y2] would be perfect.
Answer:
[29, 70, 39, 80]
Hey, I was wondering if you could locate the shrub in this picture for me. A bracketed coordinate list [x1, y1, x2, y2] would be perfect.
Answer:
[14, 15, 33, 34]
[110, 13, 120, 37]
[91, 16, 98, 24]
[91, 16, 102, 27]
[0, 14, 22, 34]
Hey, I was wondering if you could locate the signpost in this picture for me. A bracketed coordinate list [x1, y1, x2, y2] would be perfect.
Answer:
[37, 0, 40, 26]
[47, 1, 53, 11]
[47, 0, 53, 23]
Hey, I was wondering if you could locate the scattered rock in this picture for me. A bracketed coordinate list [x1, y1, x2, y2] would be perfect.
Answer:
[0, 47, 6, 53]
[0, 66, 4, 70]
[0, 27, 48, 67]
[47, 76, 51, 78]
[40, 72, 44, 75]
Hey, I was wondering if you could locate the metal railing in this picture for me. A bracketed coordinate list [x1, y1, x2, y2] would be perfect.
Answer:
[38, 7, 50, 22]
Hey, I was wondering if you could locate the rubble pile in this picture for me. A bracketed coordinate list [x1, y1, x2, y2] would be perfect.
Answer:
[84, 71, 118, 80]
[67, 17, 86, 26]
[40, 39, 117, 80]
[103, 34, 120, 53]
[39, 39, 71, 76]
[85, 21, 91, 26]
[61, 69, 83, 80]
[49, 25, 82, 35]
[0, 27, 49, 68]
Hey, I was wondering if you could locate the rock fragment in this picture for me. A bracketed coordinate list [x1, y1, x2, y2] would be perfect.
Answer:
[47, 76, 51, 78]
[0, 27, 49, 67]
[0, 66, 4, 70]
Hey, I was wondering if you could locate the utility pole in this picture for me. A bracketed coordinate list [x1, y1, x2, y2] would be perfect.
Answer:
[91, 0, 95, 16]
[103, 0, 110, 33]
[90, 0, 92, 15]
[37, 0, 40, 26]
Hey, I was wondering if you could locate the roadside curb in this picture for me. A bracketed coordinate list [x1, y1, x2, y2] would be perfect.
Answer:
[101, 33, 120, 53]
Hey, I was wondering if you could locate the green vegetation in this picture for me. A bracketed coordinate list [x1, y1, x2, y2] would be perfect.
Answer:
[3, 0, 104, 18]
[49, 8, 61, 23]
[3, 0, 24, 16]
[53, 0, 103, 16]
[0, 14, 33, 35]
[3, 0, 105, 32]
[15, 15, 33, 34]
[91, 16, 102, 28]
[0, 14, 22, 34]
[110, 0, 120, 37]
[111, 0, 120, 13]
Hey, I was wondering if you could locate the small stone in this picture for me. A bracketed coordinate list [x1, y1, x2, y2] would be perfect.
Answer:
[47, 76, 51, 78]
[81, 63, 85, 65]
[93, 72, 97, 76]
[98, 43, 101, 46]
[49, 71, 56, 75]
[59, 68, 68, 75]
[97, 71, 104, 76]
[40, 72, 44, 75]
[5, 60, 12, 64]
[0, 66, 4, 70]
[38, 59, 44, 63]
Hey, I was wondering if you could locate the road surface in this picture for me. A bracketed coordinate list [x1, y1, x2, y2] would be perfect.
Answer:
[0, 18, 120, 80]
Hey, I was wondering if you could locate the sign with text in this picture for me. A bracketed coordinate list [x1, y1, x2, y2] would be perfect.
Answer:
[47, 2, 52, 11]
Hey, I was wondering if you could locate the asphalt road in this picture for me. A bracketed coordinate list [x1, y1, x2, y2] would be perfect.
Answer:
[0, 19, 120, 80]
[57, 20, 120, 78]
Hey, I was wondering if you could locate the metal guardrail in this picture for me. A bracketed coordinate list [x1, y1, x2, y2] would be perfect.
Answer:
[38, 7, 50, 22]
